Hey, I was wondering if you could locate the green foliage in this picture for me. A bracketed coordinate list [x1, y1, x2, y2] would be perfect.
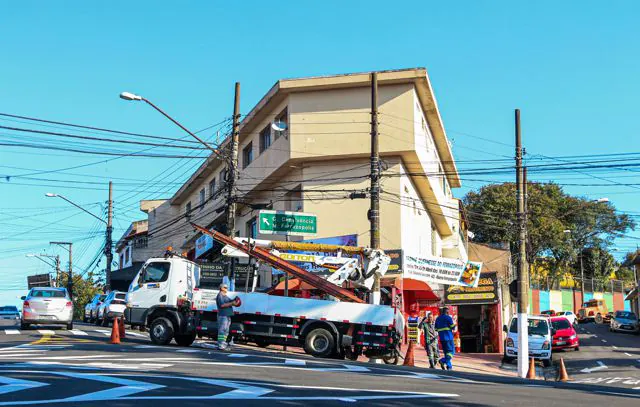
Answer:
[463, 182, 636, 283]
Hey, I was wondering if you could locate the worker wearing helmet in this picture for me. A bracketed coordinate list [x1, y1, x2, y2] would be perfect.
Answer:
[434, 306, 456, 370]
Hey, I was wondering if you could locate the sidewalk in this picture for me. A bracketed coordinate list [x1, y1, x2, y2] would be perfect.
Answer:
[396, 343, 514, 377]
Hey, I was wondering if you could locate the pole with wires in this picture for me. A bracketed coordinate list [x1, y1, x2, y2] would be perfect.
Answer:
[105, 181, 113, 291]
[515, 109, 529, 378]
[226, 82, 241, 289]
[369, 72, 381, 305]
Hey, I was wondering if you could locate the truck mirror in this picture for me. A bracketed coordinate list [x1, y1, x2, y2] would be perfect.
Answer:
[20, 296, 26, 301]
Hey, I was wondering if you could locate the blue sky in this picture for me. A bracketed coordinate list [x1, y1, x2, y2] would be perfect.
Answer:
[1, 2, 639, 306]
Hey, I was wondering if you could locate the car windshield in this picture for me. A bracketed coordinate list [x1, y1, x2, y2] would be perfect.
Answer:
[0, 306, 18, 312]
[615, 311, 637, 320]
[584, 300, 598, 307]
[31, 289, 66, 298]
[552, 319, 571, 330]
[509, 319, 550, 335]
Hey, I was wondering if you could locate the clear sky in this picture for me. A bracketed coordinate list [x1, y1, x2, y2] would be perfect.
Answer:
[1, 2, 639, 306]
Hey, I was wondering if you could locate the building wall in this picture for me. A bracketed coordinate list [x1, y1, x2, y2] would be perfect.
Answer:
[529, 288, 632, 313]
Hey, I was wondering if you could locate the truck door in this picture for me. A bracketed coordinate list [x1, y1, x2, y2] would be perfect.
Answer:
[126, 261, 172, 325]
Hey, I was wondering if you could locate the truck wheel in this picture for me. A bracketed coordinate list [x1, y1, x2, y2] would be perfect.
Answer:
[304, 328, 335, 358]
[66, 322, 73, 330]
[149, 317, 174, 345]
[595, 314, 603, 324]
[383, 353, 399, 365]
[255, 338, 270, 348]
[174, 333, 196, 347]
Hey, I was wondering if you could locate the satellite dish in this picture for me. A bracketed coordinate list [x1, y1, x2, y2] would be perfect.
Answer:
[271, 121, 288, 132]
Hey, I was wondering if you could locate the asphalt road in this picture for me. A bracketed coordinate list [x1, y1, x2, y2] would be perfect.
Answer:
[556, 321, 640, 389]
[0, 321, 639, 406]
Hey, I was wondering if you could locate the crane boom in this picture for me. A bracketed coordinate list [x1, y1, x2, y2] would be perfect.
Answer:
[190, 223, 365, 303]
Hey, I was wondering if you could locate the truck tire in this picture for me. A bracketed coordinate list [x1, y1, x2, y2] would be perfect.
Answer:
[149, 317, 174, 345]
[255, 338, 270, 348]
[595, 314, 603, 324]
[174, 333, 196, 347]
[304, 328, 335, 358]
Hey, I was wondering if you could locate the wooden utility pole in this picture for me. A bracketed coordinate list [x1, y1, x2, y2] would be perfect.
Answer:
[515, 109, 529, 378]
[105, 181, 113, 291]
[369, 72, 381, 305]
[55, 255, 60, 287]
[226, 82, 241, 288]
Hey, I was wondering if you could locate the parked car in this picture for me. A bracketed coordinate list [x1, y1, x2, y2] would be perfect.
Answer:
[578, 299, 608, 324]
[0, 306, 20, 326]
[21, 287, 73, 330]
[96, 291, 127, 326]
[503, 315, 554, 367]
[609, 311, 639, 334]
[550, 316, 579, 351]
[556, 311, 577, 326]
[84, 294, 106, 323]
[541, 310, 557, 317]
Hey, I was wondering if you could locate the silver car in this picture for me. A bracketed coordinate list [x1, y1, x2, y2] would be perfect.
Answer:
[21, 287, 73, 330]
[96, 291, 127, 326]
[609, 311, 639, 334]
[84, 294, 106, 323]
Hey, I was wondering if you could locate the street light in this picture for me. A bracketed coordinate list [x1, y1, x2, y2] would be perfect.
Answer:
[45, 193, 106, 224]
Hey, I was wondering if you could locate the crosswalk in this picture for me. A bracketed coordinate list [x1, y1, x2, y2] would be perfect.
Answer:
[1, 328, 149, 338]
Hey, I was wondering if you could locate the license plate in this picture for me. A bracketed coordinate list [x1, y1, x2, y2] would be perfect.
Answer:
[556, 341, 566, 345]
[40, 315, 55, 320]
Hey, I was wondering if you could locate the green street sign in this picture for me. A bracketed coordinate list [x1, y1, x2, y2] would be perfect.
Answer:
[258, 210, 317, 236]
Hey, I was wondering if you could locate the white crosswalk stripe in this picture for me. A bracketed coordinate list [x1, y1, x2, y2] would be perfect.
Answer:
[4, 330, 20, 335]
[70, 330, 88, 336]
[93, 330, 112, 336]
[37, 330, 55, 335]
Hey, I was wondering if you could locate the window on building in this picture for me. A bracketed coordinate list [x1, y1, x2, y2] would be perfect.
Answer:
[285, 186, 303, 212]
[242, 142, 253, 169]
[199, 188, 206, 209]
[185, 201, 192, 219]
[259, 125, 271, 153]
[273, 107, 288, 140]
[246, 217, 257, 239]
[209, 178, 216, 199]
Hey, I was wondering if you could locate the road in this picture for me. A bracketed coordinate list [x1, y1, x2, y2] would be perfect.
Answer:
[0, 322, 638, 406]
[556, 321, 640, 390]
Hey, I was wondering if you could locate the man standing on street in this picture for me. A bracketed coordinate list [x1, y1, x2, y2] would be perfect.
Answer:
[419, 312, 439, 368]
[216, 283, 239, 350]
[435, 306, 456, 370]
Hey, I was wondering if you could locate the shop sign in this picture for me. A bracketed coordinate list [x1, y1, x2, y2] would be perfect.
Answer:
[403, 252, 483, 287]
[384, 249, 403, 274]
[198, 262, 252, 286]
[274, 234, 360, 277]
[195, 234, 214, 258]
[444, 272, 499, 305]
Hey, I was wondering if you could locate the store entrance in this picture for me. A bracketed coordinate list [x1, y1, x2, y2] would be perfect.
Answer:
[457, 305, 484, 353]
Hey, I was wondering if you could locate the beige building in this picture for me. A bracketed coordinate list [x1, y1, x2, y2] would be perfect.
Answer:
[141, 68, 468, 286]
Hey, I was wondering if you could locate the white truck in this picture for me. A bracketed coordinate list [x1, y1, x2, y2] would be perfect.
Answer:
[125, 253, 401, 360]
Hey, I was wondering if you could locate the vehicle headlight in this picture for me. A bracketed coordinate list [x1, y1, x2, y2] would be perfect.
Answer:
[569, 335, 577, 340]
[506, 338, 514, 347]
[542, 341, 550, 350]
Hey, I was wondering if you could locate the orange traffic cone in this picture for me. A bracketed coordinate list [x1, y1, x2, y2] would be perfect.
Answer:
[526, 357, 536, 379]
[110, 317, 121, 345]
[403, 341, 415, 367]
[557, 357, 570, 382]
[118, 317, 125, 339]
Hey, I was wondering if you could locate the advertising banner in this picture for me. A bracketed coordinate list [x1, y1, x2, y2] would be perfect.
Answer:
[403, 252, 483, 288]
[27, 273, 52, 289]
[444, 272, 499, 305]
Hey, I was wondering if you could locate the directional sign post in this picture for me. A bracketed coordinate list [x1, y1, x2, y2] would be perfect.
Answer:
[258, 210, 317, 237]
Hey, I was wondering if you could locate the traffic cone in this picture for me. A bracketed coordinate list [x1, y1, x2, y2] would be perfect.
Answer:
[118, 317, 125, 339]
[526, 357, 536, 379]
[557, 357, 570, 382]
[110, 317, 121, 345]
[403, 341, 415, 367]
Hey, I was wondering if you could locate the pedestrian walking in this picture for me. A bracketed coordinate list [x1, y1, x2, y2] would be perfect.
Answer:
[419, 312, 439, 368]
[216, 283, 239, 350]
[434, 306, 456, 370]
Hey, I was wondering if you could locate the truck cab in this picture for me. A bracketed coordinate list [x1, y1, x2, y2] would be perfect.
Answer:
[125, 255, 200, 346]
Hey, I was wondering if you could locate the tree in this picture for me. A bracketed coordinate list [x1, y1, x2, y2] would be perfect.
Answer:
[463, 182, 635, 284]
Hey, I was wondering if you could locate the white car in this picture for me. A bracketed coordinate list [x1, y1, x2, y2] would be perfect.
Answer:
[21, 287, 73, 330]
[0, 306, 20, 327]
[556, 311, 577, 326]
[96, 291, 127, 326]
[503, 315, 554, 367]
[84, 294, 106, 323]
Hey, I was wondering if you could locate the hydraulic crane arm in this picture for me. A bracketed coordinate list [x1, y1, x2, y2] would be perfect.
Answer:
[191, 223, 365, 303]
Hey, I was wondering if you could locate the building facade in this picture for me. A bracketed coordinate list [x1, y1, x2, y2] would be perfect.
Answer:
[143, 68, 468, 289]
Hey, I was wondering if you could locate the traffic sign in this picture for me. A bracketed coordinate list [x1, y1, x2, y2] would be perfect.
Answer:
[258, 210, 317, 236]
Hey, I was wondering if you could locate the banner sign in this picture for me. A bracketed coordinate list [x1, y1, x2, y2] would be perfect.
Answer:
[445, 272, 499, 305]
[197, 262, 253, 287]
[274, 234, 360, 277]
[403, 252, 483, 287]
[195, 234, 213, 258]
[27, 273, 52, 289]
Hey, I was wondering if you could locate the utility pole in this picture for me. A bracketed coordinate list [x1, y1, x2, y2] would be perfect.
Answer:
[55, 255, 60, 287]
[580, 245, 585, 300]
[515, 109, 529, 378]
[105, 181, 113, 291]
[369, 72, 381, 305]
[226, 82, 241, 289]
[51, 242, 73, 298]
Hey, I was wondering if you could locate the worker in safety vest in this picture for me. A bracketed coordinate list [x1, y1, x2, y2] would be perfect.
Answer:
[434, 306, 456, 370]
